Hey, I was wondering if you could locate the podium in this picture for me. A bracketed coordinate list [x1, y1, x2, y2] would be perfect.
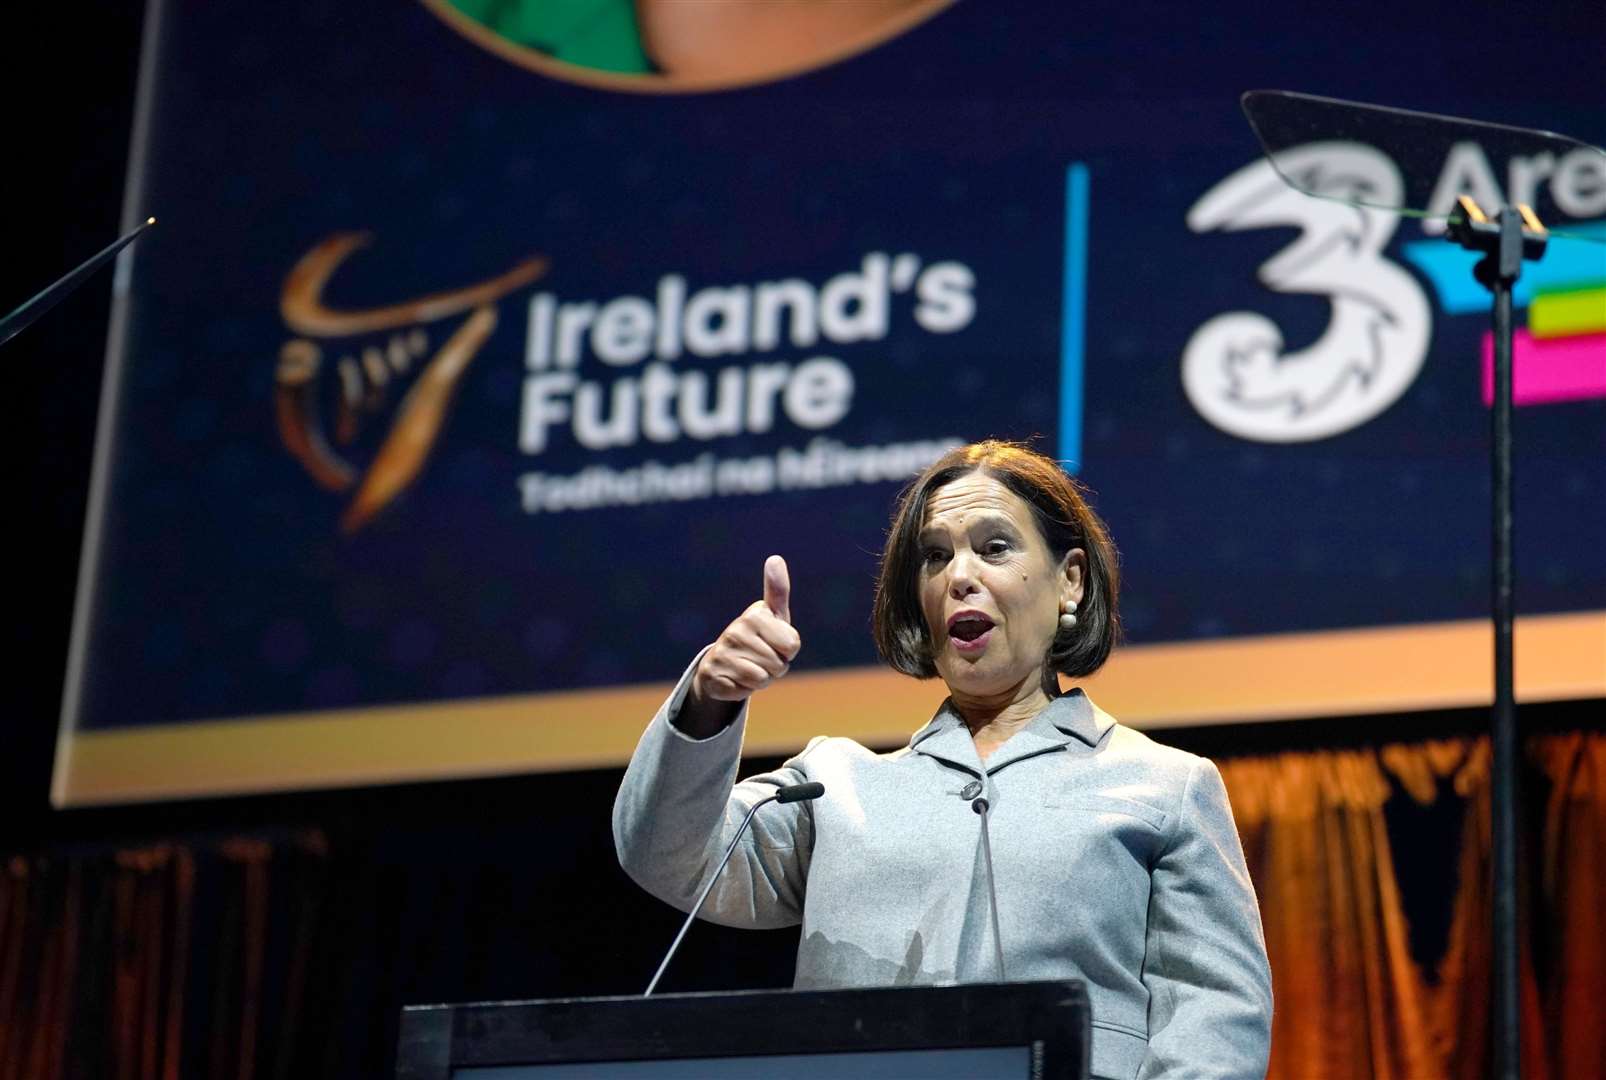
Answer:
[397, 979, 1090, 1079]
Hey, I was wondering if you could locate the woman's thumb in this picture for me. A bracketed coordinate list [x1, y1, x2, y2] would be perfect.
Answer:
[763, 555, 791, 624]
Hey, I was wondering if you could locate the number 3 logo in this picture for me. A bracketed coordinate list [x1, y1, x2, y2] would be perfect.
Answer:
[1181, 142, 1432, 442]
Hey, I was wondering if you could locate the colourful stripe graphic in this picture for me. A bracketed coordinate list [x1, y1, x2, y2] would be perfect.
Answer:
[1480, 329, 1606, 405]
[1530, 285, 1606, 338]
[1060, 162, 1090, 474]
[1402, 225, 1606, 314]
[1405, 221, 1606, 408]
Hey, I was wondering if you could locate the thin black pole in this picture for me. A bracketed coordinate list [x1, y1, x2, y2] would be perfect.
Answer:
[1487, 208, 1522, 1080]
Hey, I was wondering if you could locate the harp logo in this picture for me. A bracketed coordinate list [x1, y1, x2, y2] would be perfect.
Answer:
[274, 234, 547, 533]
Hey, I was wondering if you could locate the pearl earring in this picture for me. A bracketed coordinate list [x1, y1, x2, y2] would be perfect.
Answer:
[1059, 599, 1078, 631]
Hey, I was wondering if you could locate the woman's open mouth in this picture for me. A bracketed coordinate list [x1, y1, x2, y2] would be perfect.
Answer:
[947, 611, 995, 653]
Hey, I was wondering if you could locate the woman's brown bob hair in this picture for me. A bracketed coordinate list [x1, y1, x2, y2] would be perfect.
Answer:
[872, 440, 1121, 694]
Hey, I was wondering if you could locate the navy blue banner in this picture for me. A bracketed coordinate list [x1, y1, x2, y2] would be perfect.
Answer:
[55, 0, 1605, 802]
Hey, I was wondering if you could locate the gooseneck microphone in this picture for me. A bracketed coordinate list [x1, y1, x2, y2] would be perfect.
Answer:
[965, 778, 1008, 980]
[643, 781, 825, 996]
[0, 217, 156, 349]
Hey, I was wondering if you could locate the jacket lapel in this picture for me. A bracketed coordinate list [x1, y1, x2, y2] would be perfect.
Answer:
[907, 701, 984, 775]
[906, 689, 1115, 777]
[1042, 688, 1114, 747]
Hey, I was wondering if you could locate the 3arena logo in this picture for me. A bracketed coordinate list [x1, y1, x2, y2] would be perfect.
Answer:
[1182, 140, 1606, 442]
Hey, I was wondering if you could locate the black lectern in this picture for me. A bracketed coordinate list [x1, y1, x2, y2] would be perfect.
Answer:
[397, 980, 1090, 1079]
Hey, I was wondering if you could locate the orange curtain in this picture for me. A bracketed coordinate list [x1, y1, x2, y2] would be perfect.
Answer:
[0, 845, 194, 1080]
[1, 738, 1602, 1077]
[1222, 748, 1439, 1078]
[1529, 734, 1606, 1078]
[0, 833, 324, 1080]
[1220, 733, 1606, 1079]
[1, 853, 81, 1080]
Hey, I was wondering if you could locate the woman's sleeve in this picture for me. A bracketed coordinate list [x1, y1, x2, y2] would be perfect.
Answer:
[1138, 756, 1273, 1079]
[611, 652, 817, 930]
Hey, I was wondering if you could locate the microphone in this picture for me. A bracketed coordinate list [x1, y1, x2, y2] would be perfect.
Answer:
[775, 781, 824, 803]
[0, 217, 156, 349]
[966, 778, 1008, 980]
[643, 780, 825, 996]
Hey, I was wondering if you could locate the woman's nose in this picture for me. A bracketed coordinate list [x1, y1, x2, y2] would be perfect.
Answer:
[946, 552, 980, 596]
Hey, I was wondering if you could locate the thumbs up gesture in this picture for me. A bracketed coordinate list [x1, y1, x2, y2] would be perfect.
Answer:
[692, 555, 802, 705]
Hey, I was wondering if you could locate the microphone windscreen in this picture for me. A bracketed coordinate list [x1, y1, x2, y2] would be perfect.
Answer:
[775, 781, 825, 803]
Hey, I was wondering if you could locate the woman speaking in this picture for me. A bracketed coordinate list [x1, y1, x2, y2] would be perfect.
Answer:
[613, 441, 1273, 1080]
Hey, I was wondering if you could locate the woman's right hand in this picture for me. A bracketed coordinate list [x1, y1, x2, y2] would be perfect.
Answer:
[689, 555, 802, 712]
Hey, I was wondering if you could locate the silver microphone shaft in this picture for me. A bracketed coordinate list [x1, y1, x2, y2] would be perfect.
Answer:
[643, 781, 823, 996]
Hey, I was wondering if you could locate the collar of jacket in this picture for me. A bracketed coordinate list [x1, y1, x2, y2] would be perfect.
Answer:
[905, 688, 1115, 776]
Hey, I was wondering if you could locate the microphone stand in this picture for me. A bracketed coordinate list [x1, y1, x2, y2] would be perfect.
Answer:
[1445, 196, 1548, 1080]
[644, 781, 824, 997]
[971, 790, 1007, 981]
[0, 217, 155, 348]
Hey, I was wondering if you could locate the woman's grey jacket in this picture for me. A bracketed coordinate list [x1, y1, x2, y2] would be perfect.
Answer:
[613, 660, 1273, 1080]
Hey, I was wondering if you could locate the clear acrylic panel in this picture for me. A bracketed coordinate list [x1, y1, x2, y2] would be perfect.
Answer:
[1240, 90, 1606, 245]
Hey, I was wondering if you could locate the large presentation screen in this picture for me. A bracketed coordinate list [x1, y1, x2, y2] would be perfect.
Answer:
[54, 0, 1605, 805]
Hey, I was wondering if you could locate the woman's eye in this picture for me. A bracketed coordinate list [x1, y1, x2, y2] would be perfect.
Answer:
[982, 539, 1010, 556]
[921, 548, 948, 566]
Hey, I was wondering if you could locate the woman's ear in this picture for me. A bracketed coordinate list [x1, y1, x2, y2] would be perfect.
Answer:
[1061, 548, 1087, 608]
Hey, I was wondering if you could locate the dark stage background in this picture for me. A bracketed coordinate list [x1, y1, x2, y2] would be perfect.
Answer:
[4, 3, 1602, 1077]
